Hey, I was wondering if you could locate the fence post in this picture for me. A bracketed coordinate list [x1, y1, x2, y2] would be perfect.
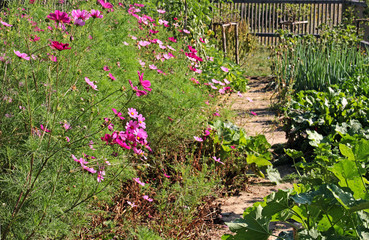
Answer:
[235, 23, 239, 64]
[222, 25, 227, 58]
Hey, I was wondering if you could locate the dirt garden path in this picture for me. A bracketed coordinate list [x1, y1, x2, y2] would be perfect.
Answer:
[208, 77, 295, 239]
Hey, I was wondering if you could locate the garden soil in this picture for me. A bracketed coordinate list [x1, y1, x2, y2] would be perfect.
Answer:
[208, 77, 295, 239]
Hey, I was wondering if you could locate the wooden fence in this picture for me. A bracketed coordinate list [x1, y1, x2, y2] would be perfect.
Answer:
[215, 0, 368, 44]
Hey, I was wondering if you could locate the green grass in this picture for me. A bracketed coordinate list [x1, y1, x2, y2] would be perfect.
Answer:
[241, 46, 273, 77]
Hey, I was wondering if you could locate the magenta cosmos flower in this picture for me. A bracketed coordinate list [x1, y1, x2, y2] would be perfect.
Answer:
[108, 73, 115, 81]
[112, 108, 125, 120]
[50, 41, 71, 51]
[98, 0, 113, 9]
[137, 71, 151, 92]
[14, 50, 30, 60]
[47, 10, 70, 24]
[128, 80, 147, 97]
[90, 9, 103, 18]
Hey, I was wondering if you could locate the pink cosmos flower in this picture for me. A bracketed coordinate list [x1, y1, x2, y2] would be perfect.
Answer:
[157, 9, 166, 14]
[190, 78, 200, 84]
[204, 130, 211, 136]
[14, 50, 30, 60]
[62, 122, 71, 130]
[247, 97, 253, 102]
[34, 27, 45, 32]
[40, 124, 51, 132]
[168, 37, 177, 43]
[74, 19, 85, 26]
[167, 45, 176, 51]
[143, 195, 153, 202]
[130, 35, 137, 40]
[103, 65, 110, 71]
[128, 108, 138, 119]
[50, 41, 71, 51]
[212, 156, 225, 165]
[127, 201, 137, 207]
[138, 71, 152, 91]
[134, 128, 148, 141]
[163, 53, 171, 60]
[150, 29, 159, 34]
[158, 19, 169, 26]
[97, 170, 105, 182]
[66, 136, 70, 142]
[213, 111, 220, 117]
[47, 10, 70, 24]
[83, 165, 97, 174]
[250, 111, 257, 116]
[128, 80, 147, 97]
[138, 40, 150, 47]
[157, 69, 166, 75]
[164, 173, 171, 178]
[1, 21, 12, 27]
[224, 79, 230, 84]
[199, 37, 205, 43]
[71, 154, 89, 165]
[30, 35, 40, 42]
[71, 9, 90, 21]
[230, 145, 236, 149]
[139, 60, 145, 67]
[221, 66, 229, 72]
[112, 108, 125, 120]
[237, 91, 243, 97]
[50, 55, 57, 62]
[183, 29, 190, 34]
[212, 79, 220, 84]
[194, 136, 203, 142]
[98, 0, 113, 9]
[133, 177, 145, 186]
[123, 41, 129, 46]
[137, 114, 146, 128]
[90, 9, 103, 18]
[108, 73, 116, 81]
[85, 77, 98, 91]
[210, 85, 218, 90]
[89, 140, 96, 150]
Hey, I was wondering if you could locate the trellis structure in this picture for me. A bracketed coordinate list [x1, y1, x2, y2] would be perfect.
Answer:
[215, 0, 368, 44]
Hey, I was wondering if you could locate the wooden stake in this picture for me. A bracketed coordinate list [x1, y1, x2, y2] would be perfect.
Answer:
[235, 23, 240, 64]
[222, 25, 227, 58]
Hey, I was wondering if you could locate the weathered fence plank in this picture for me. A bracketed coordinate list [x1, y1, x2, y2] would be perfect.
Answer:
[216, 0, 366, 45]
